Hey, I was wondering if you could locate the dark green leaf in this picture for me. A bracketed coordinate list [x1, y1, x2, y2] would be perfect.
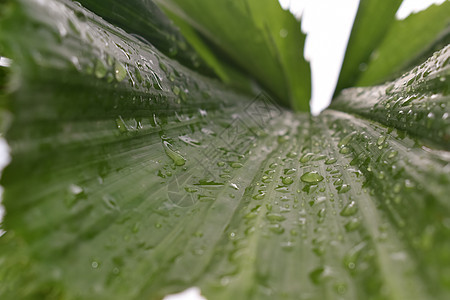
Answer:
[162, 9, 255, 93]
[332, 45, 450, 149]
[155, 0, 311, 111]
[356, 1, 450, 86]
[334, 0, 403, 95]
[76, 0, 215, 76]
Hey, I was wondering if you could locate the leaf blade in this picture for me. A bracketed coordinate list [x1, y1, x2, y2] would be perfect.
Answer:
[356, 1, 450, 86]
[155, 0, 311, 110]
[334, 0, 403, 95]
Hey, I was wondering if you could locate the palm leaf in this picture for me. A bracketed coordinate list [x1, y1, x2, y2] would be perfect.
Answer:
[0, 0, 449, 299]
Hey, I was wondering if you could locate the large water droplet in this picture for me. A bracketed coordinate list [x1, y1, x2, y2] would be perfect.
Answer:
[162, 141, 186, 166]
[281, 176, 293, 185]
[301, 171, 324, 184]
[114, 61, 127, 82]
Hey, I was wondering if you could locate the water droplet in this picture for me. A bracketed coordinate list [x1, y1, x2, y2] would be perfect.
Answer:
[69, 184, 83, 195]
[344, 218, 361, 232]
[377, 136, 386, 146]
[337, 184, 351, 194]
[340, 201, 357, 216]
[275, 186, 290, 193]
[229, 183, 239, 190]
[338, 132, 356, 147]
[300, 153, 314, 163]
[172, 86, 181, 95]
[245, 211, 259, 219]
[301, 171, 324, 184]
[230, 162, 243, 169]
[325, 157, 337, 165]
[387, 150, 398, 159]
[343, 242, 365, 270]
[281, 176, 293, 185]
[162, 141, 186, 166]
[287, 151, 298, 158]
[269, 162, 278, 169]
[279, 28, 288, 38]
[184, 187, 198, 193]
[114, 61, 127, 82]
[334, 282, 348, 295]
[65, 184, 85, 207]
[339, 147, 350, 154]
[284, 168, 296, 175]
[103, 194, 119, 211]
[268, 223, 285, 234]
[94, 59, 107, 78]
[91, 261, 99, 269]
[159, 61, 168, 73]
[266, 213, 286, 222]
[309, 266, 330, 285]
[253, 191, 266, 200]
[115, 116, 137, 133]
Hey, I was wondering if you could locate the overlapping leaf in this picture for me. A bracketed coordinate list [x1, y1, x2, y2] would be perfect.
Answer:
[356, 1, 450, 86]
[334, 0, 403, 95]
[155, 0, 311, 110]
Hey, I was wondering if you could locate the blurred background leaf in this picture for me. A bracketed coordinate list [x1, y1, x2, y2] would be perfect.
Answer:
[334, 0, 403, 95]
[155, 0, 311, 111]
[355, 1, 450, 86]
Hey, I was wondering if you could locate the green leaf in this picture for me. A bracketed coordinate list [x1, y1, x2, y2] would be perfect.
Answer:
[334, 0, 403, 95]
[155, 0, 311, 111]
[1, 0, 450, 299]
[332, 45, 450, 149]
[74, 0, 215, 76]
[162, 9, 255, 93]
[356, 1, 450, 86]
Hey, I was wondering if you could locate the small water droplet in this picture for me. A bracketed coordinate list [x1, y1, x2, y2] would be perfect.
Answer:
[279, 28, 288, 38]
[309, 266, 330, 285]
[159, 61, 168, 73]
[230, 162, 243, 169]
[300, 153, 314, 163]
[344, 218, 361, 232]
[268, 223, 285, 234]
[281, 176, 294, 185]
[337, 184, 351, 194]
[325, 157, 337, 165]
[269, 162, 278, 169]
[91, 261, 99, 269]
[340, 201, 357, 216]
[339, 147, 351, 154]
[103, 194, 119, 211]
[172, 86, 181, 95]
[377, 135, 386, 146]
[230, 183, 239, 190]
[338, 132, 356, 147]
[253, 191, 266, 200]
[266, 213, 286, 222]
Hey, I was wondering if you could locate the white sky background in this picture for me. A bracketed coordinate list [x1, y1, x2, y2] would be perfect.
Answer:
[0, 0, 447, 297]
[280, 0, 447, 115]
